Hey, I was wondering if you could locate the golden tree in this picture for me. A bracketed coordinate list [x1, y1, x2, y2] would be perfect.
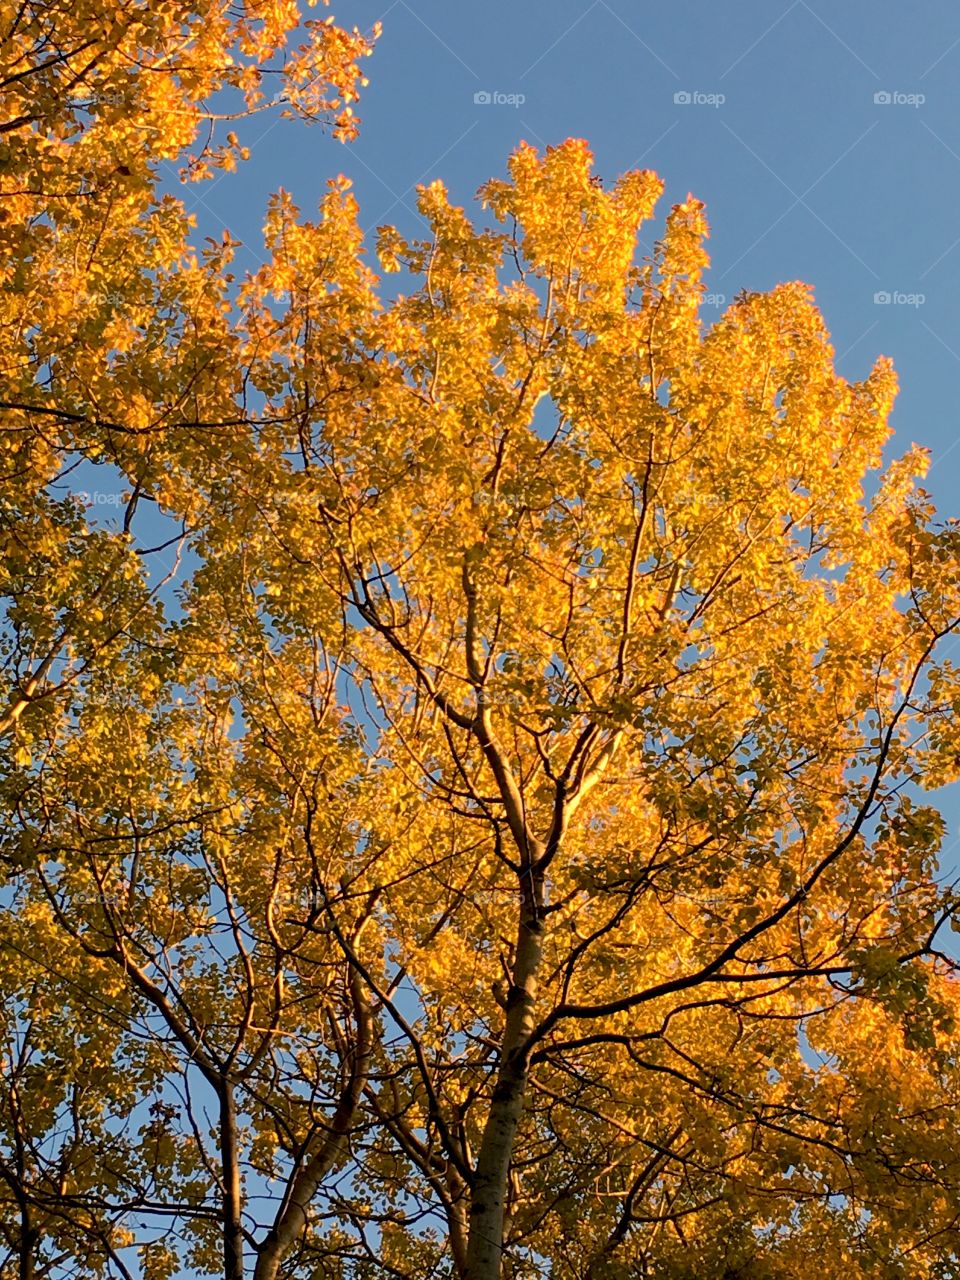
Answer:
[219, 145, 960, 1280]
[4, 7, 960, 1278]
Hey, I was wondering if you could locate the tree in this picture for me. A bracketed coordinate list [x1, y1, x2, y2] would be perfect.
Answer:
[0, 0, 378, 757]
[4, 8, 960, 1277]
[0, 5, 385, 1278]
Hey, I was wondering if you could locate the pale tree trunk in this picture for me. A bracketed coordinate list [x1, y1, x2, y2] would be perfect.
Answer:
[218, 1082, 245, 1280]
[465, 885, 544, 1280]
[359, 557, 615, 1279]
[448, 1181, 471, 1278]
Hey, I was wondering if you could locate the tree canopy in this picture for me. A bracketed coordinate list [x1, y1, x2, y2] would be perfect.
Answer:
[4, 6, 960, 1280]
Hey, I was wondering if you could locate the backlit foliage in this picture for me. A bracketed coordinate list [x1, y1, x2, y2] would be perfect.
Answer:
[3, 9, 960, 1280]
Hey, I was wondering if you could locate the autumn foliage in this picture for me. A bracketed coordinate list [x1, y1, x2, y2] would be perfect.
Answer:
[4, 5, 960, 1280]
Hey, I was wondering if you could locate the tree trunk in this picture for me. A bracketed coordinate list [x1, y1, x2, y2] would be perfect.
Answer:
[18, 1215, 36, 1280]
[218, 1081, 245, 1280]
[253, 964, 372, 1280]
[465, 893, 544, 1280]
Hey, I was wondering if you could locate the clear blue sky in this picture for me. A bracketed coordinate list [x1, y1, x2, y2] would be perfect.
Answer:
[165, 0, 960, 867]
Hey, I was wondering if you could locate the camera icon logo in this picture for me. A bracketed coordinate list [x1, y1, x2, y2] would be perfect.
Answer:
[874, 91, 892, 104]
[873, 291, 892, 304]
[474, 90, 491, 105]
[674, 91, 692, 105]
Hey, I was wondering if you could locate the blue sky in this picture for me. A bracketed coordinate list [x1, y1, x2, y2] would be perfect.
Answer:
[160, 0, 960, 871]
